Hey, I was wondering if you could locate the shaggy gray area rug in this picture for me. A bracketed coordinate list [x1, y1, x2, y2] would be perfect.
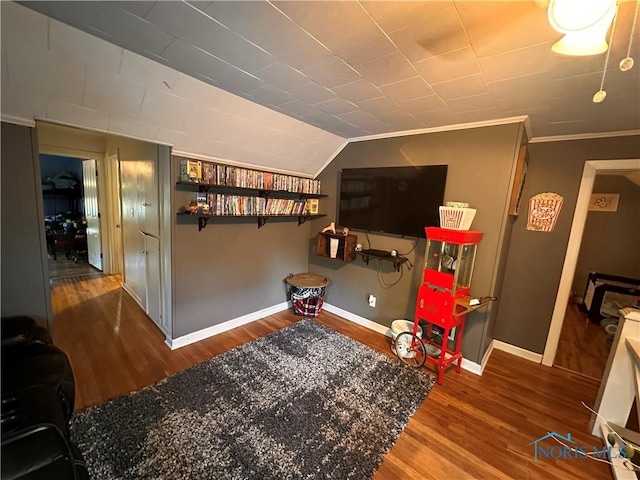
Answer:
[70, 319, 435, 480]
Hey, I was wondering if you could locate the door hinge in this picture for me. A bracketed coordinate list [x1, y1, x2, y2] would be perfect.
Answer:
[98, 213, 101, 218]
[95, 170, 99, 177]
[100, 253, 103, 259]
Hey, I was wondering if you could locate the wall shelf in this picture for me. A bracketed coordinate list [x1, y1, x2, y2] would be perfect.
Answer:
[176, 157, 327, 231]
[178, 213, 326, 231]
[357, 249, 408, 272]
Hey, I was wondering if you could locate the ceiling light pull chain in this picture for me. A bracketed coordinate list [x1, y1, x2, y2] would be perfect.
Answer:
[620, 0, 640, 71]
[594, 1, 621, 103]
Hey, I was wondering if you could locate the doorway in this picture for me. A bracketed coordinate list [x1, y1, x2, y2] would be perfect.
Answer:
[40, 153, 97, 279]
[553, 172, 640, 379]
[37, 121, 125, 280]
[543, 159, 640, 368]
[35, 120, 172, 340]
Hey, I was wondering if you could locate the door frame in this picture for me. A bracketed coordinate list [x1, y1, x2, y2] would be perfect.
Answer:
[542, 158, 640, 366]
[104, 151, 123, 274]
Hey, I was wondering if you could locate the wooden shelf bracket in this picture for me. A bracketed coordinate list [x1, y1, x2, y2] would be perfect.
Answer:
[198, 216, 209, 231]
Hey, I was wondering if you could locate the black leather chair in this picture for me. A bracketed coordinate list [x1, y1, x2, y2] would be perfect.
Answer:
[1, 316, 88, 480]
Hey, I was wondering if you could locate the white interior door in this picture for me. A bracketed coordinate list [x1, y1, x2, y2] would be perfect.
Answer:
[83, 159, 102, 271]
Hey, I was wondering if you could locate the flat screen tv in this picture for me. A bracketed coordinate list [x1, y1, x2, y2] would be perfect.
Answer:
[337, 165, 447, 237]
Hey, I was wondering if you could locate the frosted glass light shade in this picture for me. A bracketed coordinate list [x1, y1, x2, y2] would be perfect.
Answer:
[548, 0, 617, 56]
[551, 31, 609, 56]
[548, 0, 616, 32]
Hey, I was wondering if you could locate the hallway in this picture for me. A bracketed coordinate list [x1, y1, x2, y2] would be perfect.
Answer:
[48, 256, 100, 279]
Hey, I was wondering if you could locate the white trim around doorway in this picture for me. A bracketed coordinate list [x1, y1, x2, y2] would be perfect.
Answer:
[542, 159, 640, 366]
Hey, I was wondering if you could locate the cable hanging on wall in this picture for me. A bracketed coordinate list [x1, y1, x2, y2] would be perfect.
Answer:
[378, 264, 403, 289]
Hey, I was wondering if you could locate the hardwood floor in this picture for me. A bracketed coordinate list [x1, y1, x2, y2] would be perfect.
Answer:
[48, 256, 100, 279]
[554, 301, 612, 380]
[51, 274, 611, 479]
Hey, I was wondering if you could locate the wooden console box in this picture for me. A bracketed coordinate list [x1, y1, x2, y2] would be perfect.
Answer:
[316, 232, 357, 262]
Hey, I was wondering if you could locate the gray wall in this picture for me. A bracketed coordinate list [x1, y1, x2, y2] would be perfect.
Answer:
[493, 135, 640, 354]
[1, 122, 52, 328]
[172, 158, 313, 338]
[309, 123, 523, 363]
[573, 175, 640, 297]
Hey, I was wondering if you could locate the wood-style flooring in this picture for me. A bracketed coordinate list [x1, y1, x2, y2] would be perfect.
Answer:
[48, 255, 100, 279]
[554, 301, 612, 380]
[51, 274, 611, 480]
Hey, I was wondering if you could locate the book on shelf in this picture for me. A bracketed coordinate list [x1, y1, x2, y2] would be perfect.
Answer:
[305, 199, 319, 215]
[202, 162, 214, 184]
[189, 192, 207, 206]
[206, 193, 269, 216]
[177, 156, 321, 194]
[180, 159, 202, 183]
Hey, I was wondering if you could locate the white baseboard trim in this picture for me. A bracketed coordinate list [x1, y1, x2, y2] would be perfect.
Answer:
[481, 340, 495, 370]
[323, 303, 393, 337]
[493, 339, 542, 363]
[458, 358, 483, 375]
[323, 303, 486, 376]
[458, 339, 496, 375]
[166, 302, 290, 350]
[122, 283, 144, 311]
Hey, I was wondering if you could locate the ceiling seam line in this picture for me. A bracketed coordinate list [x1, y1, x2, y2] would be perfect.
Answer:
[356, 0, 449, 123]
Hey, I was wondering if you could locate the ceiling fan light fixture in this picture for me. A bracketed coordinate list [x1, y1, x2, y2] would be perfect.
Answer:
[551, 31, 609, 56]
[548, 0, 618, 56]
[548, 0, 617, 32]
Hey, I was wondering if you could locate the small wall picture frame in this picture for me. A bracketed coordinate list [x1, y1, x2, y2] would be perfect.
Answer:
[588, 193, 620, 212]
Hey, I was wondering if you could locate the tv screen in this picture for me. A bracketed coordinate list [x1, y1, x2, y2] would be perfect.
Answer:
[337, 165, 447, 237]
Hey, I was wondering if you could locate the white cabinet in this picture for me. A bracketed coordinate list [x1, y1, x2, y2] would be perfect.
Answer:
[138, 157, 159, 238]
[142, 233, 165, 334]
[120, 153, 165, 334]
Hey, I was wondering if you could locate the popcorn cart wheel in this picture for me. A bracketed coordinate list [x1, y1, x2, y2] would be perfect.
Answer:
[394, 296, 497, 371]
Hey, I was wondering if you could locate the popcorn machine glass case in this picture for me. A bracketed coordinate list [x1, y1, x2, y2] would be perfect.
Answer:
[423, 228, 484, 297]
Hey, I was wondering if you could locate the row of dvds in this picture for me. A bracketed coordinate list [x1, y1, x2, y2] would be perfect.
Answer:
[179, 158, 321, 194]
[205, 194, 308, 216]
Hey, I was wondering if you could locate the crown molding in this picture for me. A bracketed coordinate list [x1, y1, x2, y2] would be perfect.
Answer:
[1, 115, 36, 127]
[529, 129, 640, 144]
[523, 116, 533, 142]
[347, 116, 529, 143]
[312, 139, 349, 179]
[33, 116, 177, 148]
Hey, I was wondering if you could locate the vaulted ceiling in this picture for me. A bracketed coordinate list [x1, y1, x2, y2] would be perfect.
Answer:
[19, 1, 640, 140]
[2, 1, 639, 178]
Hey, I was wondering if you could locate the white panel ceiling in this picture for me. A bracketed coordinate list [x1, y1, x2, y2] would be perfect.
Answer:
[14, 0, 640, 140]
[2, 1, 639, 176]
[0, 1, 346, 176]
